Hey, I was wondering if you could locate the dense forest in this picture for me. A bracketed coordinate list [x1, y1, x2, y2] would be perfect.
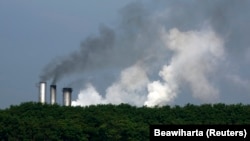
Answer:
[0, 102, 250, 140]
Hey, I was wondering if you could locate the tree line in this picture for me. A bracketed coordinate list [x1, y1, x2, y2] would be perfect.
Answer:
[0, 102, 249, 140]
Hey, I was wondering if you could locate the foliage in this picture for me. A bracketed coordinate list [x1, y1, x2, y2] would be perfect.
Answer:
[0, 102, 250, 140]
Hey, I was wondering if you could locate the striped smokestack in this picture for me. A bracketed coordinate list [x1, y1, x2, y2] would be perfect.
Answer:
[50, 85, 56, 104]
[39, 82, 46, 104]
[63, 88, 72, 106]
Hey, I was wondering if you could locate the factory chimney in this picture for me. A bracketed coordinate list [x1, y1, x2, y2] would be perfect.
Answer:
[50, 85, 56, 104]
[63, 88, 72, 106]
[39, 82, 46, 104]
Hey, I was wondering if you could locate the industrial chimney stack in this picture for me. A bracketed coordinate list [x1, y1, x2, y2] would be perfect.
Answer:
[39, 82, 46, 104]
[38, 82, 72, 106]
[63, 88, 72, 106]
[50, 85, 56, 104]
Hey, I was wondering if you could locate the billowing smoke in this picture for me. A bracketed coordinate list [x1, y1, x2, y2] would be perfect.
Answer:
[72, 27, 224, 107]
[72, 64, 149, 106]
[40, 25, 116, 84]
[41, 0, 250, 107]
[145, 27, 224, 106]
[72, 83, 106, 106]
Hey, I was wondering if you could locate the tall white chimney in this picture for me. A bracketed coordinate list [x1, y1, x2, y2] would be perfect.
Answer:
[63, 88, 72, 106]
[39, 82, 46, 104]
[50, 85, 56, 104]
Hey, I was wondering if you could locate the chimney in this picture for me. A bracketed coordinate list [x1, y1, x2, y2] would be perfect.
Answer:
[50, 85, 56, 104]
[63, 88, 72, 106]
[39, 82, 46, 104]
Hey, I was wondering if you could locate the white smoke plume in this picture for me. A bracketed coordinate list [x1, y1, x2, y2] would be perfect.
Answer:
[72, 83, 106, 106]
[144, 27, 224, 107]
[72, 64, 149, 106]
[105, 63, 149, 106]
[145, 64, 178, 107]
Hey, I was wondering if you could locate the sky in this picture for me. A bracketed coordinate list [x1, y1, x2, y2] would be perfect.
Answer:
[1, 0, 250, 109]
[0, 0, 134, 109]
